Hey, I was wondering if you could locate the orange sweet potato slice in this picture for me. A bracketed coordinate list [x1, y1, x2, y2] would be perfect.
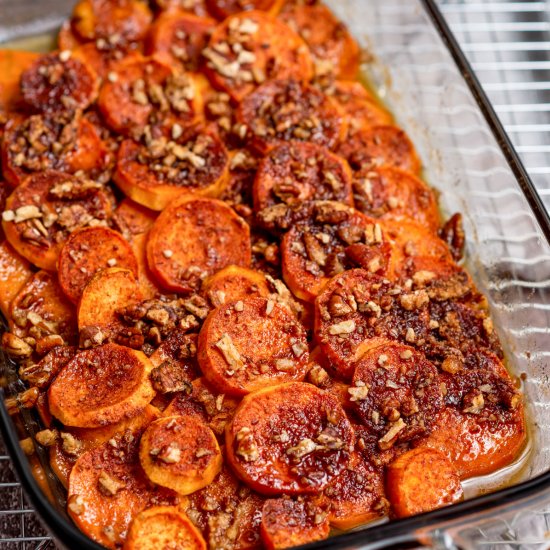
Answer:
[1, 112, 108, 187]
[337, 125, 421, 176]
[131, 232, 163, 299]
[146, 10, 216, 72]
[226, 382, 354, 495]
[114, 127, 230, 211]
[72, 42, 143, 80]
[260, 497, 330, 549]
[58, 226, 138, 303]
[139, 415, 222, 494]
[351, 341, 443, 449]
[2, 171, 113, 271]
[253, 142, 353, 212]
[113, 198, 157, 238]
[237, 79, 344, 155]
[0, 241, 32, 318]
[197, 296, 309, 396]
[0, 50, 40, 113]
[9, 270, 77, 344]
[202, 265, 270, 308]
[203, 11, 313, 102]
[325, 451, 386, 529]
[146, 195, 251, 292]
[48, 343, 155, 427]
[57, 20, 84, 50]
[279, 4, 359, 81]
[124, 506, 207, 550]
[67, 428, 179, 549]
[281, 201, 391, 302]
[352, 166, 440, 232]
[385, 447, 463, 518]
[155, 0, 210, 16]
[20, 50, 99, 114]
[207, 0, 284, 19]
[19, 345, 77, 391]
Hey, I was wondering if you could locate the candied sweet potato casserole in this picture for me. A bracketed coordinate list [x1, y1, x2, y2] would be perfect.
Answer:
[0, 0, 527, 549]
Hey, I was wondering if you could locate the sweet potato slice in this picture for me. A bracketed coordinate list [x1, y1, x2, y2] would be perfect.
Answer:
[155, 0, 210, 16]
[330, 81, 393, 132]
[1, 112, 107, 187]
[124, 506, 206, 550]
[202, 265, 270, 308]
[325, 451, 386, 529]
[351, 341, 443, 449]
[67, 428, 179, 549]
[386, 448, 463, 518]
[131, 232, 163, 299]
[146, 10, 216, 72]
[139, 414, 222, 494]
[9, 270, 77, 344]
[352, 166, 440, 232]
[237, 79, 344, 154]
[226, 382, 354, 495]
[197, 296, 309, 396]
[113, 198, 157, 238]
[203, 11, 313, 102]
[58, 226, 138, 303]
[146, 195, 251, 292]
[72, 42, 142, 80]
[260, 497, 330, 549]
[78, 267, 144, 341]
[337, 125, 421, 176]
[2, 171, 113, 271]
[0, 241, 32, 318]
[0, 50, 40, 113]
[19, 345, 77, 390]
[280, 201, 391, 302]
[20, 50, 98, 114]
[279, 4, 359, 81]
[207, 0, 284, 19]
[114, 127, 229, 211]
[253, 142, 353, 212]
[48, 343, 155, 428]
[57, 20, 84, 50]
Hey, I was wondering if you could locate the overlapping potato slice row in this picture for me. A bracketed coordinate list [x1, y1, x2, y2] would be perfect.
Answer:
[146, 195, 251, 292]
[203, 11, 313, 102]
[226, 382, 354, 495]
[49, 343, 155, 427]
[198, 296, 309, 396]
[2, 171, 113, 271]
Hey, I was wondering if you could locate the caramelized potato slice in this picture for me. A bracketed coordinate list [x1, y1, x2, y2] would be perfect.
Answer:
[131, 232, 163, 299]
[202, 265, 270, 308]
[204, 11, 313, 102]
[226, 382, 354, 495]
[198, 296, 309, 396]
[1, 112, 107, 187]
[353, 166, 440, 232]
[253, 142, 353, 212]
[337, 125, 421, 176]
[139, 415, 222, 494]
[114, 128, 229, 211]
[2, 171, 113, 271]
[10, 270, 77, 344]
[68, 429, 178, 549]
[146, 196, 251, 292]
[113, 198, 157, 238]
[260, 497, 330, 549]
[207, 0, 284, 19]
[386, 448, 463, 518]
[0, 241, 32, 318]
[58, 226, 138, 303]
[0, 50, 40, 113]
[21, 51, 98, 114]
[49, 343, 155, 427]
[146, 10, 216, 72]
[124, 506, 206, 550]
[351, 341, 443, 448]
[325, 451, 386, 529]
[279, 4, 359, 81]
[57, 20, 84, 50]
[155, 0, 210, 16]
[237, 79, 344, 154]
[72, 42, 142, 80]
[281, 201, 391, 302]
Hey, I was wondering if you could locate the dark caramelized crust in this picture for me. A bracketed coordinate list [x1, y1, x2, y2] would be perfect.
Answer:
[203, 11, 313, 102]
[253, 142, 354, 212]
[20, 51, 99, 114]
[207, 0, 284, 19]
[226, 382, 354, 495]
[237, 79, 344, 154]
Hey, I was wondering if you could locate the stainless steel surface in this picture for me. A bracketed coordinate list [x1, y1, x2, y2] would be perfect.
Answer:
[1, 1, 550, 548]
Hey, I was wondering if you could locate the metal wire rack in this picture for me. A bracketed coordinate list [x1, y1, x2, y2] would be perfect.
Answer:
[1, 0, 550, 548]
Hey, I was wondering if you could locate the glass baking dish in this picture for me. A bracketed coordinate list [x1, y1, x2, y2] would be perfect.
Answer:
[2, 0, 550, 548]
